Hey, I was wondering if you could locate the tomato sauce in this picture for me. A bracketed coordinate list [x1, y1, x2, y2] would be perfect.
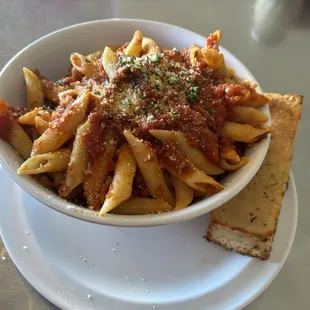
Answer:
[0, 111, 13, 142]
[132, 169, 150, 198]
[156, 140, 194, 174]
[8, 106, 28, 119]
[81, 113, 105, 161]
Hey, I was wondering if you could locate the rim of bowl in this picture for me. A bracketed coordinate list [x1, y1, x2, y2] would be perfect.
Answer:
[0, 18, 270, 227]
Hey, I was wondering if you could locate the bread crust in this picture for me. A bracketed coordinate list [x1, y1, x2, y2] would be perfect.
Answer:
[207, 94, 303, 259]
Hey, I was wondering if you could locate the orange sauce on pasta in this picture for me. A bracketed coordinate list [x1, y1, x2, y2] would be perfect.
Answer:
[62, 35, 264, 178]
[0, 111, 14, 142]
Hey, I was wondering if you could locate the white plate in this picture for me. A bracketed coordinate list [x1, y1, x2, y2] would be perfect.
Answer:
[0, 166, 297, 310]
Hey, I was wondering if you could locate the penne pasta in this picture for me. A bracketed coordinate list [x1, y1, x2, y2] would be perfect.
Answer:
[58, 89, 80, 106]
[219, 157, 249, 171]
[18, 107, 52, 127]
[35, 70, 66, 104]
[71, 66, 83, 79]
[17, 149, 70, 175]
[142, 37, 160, 55]
[112, 198, 173, 215]
[201, 30, 224, 69]
[150, 130, 224, 175]
[9, 117, 33, 159]
[229, 106, 268, 125]
[70, 53, 97, 78]
[124, 131, 175, 206]
[160, 154, 224, 195]
[59, 119, 91, 198]
[34, 116, 49, 135]
[100, 144, 137, 215]
[32, 90, 90, 155]
[0, 99, 32, 159]
[18, 108, 41, 126]
[206, 29, 222, 50]
[84, 133, 117, 210]
[23, 67, 44, 109]
[172, 176, 194, 210]
[239, 82, 271, 107]
[125, 30, 143, 57]
[188, 44, 203, 66]
[101, 46, 118, 81]
[165, 166, 223, 194]
[221, 122, 272, 143]
[220, 146, 240, 164]
[201, 48, 225, 69]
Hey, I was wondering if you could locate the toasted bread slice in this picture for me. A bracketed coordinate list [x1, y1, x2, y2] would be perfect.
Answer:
[207, 94, 303, 260]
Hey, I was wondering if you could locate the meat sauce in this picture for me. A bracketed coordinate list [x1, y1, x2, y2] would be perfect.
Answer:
[0, 111, 14, 142]
[132, 169, 150, 198]
[138, 105, 220, 163]
[8, 106, 28, 119]
[156, 140, 194, 174]
[63, 45, 248, 171]
[81, 113, 105, 162]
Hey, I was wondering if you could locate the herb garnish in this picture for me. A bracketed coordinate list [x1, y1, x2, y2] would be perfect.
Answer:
[119, 56, 136, 67]
[187, 86, 199, 102]
[170, 111, 180, 120]
[146, 53, 161, 64]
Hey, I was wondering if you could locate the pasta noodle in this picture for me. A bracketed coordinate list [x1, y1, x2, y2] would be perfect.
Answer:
[229, 106, 268, 124]
[34, 116, 49, 135]
[70, 53, 97, 78]
[102, 47, 118, 81]
[17, 149, 70, 175]
[35, 70, 66, 104]
[0, 30, 272, 215]
[161, 156, 224, 195]
[172, 176, 194, 210]
[124, 131, 175, 207]
[100, 144, 136, 215]
[149, 130, 224, 175]
[142, 37, 160, 55]
[219, 157, 249, 171]
[0, 99, 32, 159]
[84, 132, 117, 210]
[18, 108, 43, 125]
[32, 90, 90, 155]
[23, 68, 44, 109]
[188, 44, 203, 67]
[125, 30, 143, 57]
[219, 146, 240, 164]
[221, 122, 272, 143]
[59, 119, 91, 198]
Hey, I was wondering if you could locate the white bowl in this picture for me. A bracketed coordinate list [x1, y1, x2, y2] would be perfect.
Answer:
[0, 19, 270, 227]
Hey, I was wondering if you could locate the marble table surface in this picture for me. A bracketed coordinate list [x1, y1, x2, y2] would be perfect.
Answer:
[0, 0, 309, 309]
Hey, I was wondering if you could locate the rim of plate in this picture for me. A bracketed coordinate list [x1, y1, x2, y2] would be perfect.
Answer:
[0, 168, 297, 310]
[0, 19, 270, 227]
